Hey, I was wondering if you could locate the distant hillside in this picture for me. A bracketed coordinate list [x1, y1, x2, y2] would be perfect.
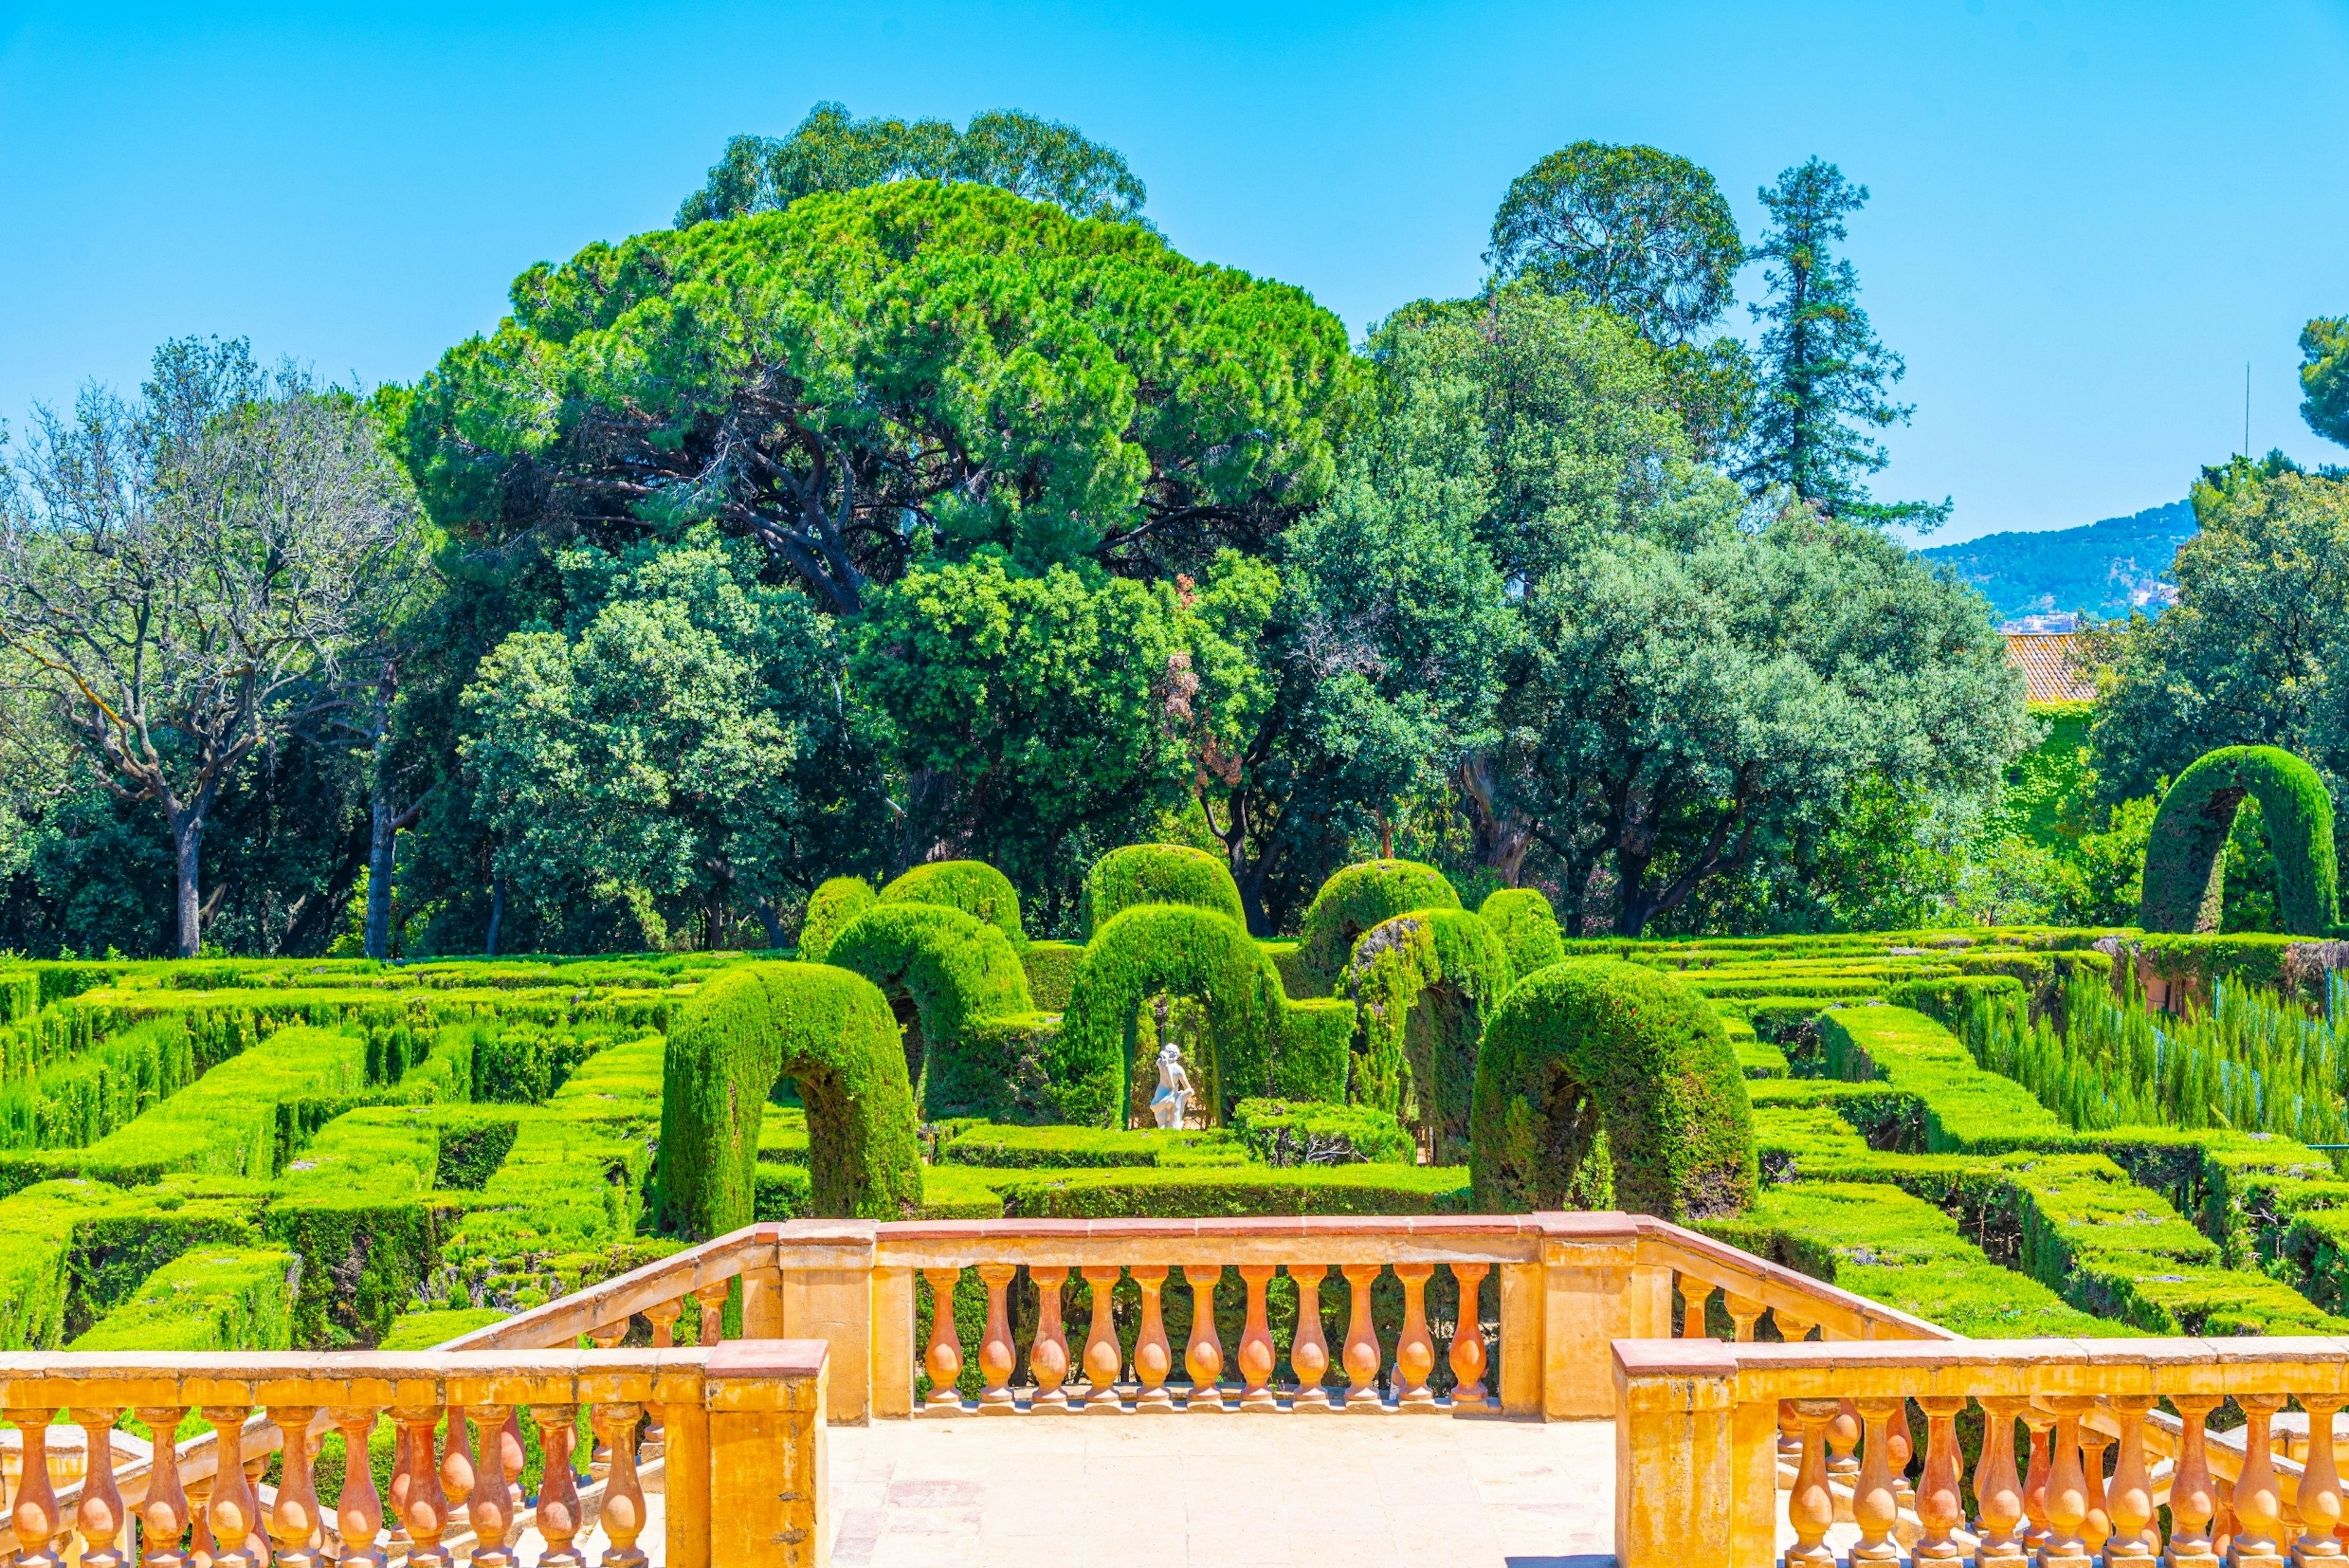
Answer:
[1919, 500, 2196, 622]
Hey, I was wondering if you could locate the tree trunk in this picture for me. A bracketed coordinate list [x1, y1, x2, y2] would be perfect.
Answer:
[173, 811, 204, 958]
[752, 899, 787, 950]
[485, 874, 505, 958]
[364, 794, 398, 961]
[1453, 757, 1532, 885]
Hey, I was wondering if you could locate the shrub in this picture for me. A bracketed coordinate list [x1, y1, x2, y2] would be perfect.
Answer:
[823, 903, 1037, 1120]
[1019, 941, 1086, 1012]
[796, 876, 876, 963]
[987, 1163, 1472, 1218]
[938, 1123, 1249, 1169]
[1345, 908, 1513, 1161]
[0, 1175, 268, 1350]
[1228, 1098, 1412, 1166]
[267, 1105, 448, 1347]
[880, 861, 1025, 943]
[2141, 745, 2339, 935]
[1294, 860, 1461, 994]
[1470, 958, 1755, 1221]
[1081, 844, 1248, 936]
[379, 1306, 507, 1349]
[0, 1017, 195, 1151]
[69, 1246, 298, 1352]
[1477, 888, 1565, 981]
[659, 962, 921, 1233]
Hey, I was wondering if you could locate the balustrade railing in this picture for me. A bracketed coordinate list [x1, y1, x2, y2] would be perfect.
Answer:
[1615, 1336, 2349, 1568]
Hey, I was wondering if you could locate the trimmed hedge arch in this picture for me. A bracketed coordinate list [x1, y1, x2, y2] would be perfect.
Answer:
[1059, 905, 1350, 1128]
[1478, 888, 1566, 979]
[1082, 844, 1248, 937]
[1345, 908, 1515, 1164]
[880, 860, 1026, 943]
[1469, 958, 1754, 1221]
[824, 903, 1054, 1121]
[658, 962, 922, 1235]
[2140, 746, 2340, 935]
[1294, 860, 1461, 994]
[797, 875, 876, 963]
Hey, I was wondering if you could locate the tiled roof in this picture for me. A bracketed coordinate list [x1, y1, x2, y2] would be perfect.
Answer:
[2005, 632, 2096, 704]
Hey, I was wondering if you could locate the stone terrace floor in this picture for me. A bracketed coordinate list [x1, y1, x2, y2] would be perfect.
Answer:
[823, 1413, 1616, 1568]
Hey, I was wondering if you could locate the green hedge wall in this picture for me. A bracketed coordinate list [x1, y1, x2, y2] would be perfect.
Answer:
[1471, 959, 1756, 1221]
[880, 861, 1026, 944]
[1476, 888, 1566, 981]
[1293, 860, 1460, 995]
[1345, 908, 1513, 1161]
[1228, 1098, 1413, 1166]
[69, 1246, 297, 1352]
[1081, 844, 1248, 937]
[2140, 745, 2340, 935]
[659, 963, 921, 1233]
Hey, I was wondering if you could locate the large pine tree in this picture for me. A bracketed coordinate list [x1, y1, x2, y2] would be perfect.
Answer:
[1737, 159, 1948, 528]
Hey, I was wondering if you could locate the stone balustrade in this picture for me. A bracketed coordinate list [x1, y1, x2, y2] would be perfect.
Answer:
[1614, 1336, 2349, 1568]
[0, 1343, 826, 1568]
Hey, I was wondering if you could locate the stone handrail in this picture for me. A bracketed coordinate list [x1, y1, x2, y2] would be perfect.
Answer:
[0, 1343, 827, 1568]
[439, 1224, 779, 1353]
[1616, 1335, 2347, 1568]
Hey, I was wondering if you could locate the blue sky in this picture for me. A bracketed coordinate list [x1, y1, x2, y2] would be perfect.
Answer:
[2, 1, 2343, 544]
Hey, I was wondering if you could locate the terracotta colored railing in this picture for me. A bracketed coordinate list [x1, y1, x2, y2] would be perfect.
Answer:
[1615, 1336, 2349, 1568]
[0, 1343, 825, 1568]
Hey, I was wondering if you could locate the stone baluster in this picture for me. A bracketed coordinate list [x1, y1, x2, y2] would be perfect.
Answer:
[1132, 1266, 1176, 1413]
[1393, 1263, 1438, 1412]
[241, 1452, 269, 1566]
[1974, 1395, 2031, 1568]
[1028, 1266, 1074, 1413]
[1912, 1395, 1967, 1562]
[136, 1406, 191, 1568]
[71, 1407, 128, 1568]
[2236, 1394, 2289, 1568]
[7, 1407, 64, 1568]
[1850, 1397, 1904, 1564]
[466, 1406, 516, 1568]
[332, 1407, 385, 1568]
[2166, 1395, 2223, 1568]
[200, 1408, 263, 1568]
[440, 1406, 476, 1541]
[976, 1262, 1019, 1414]
[264, 1407, 325, 1568]
[2022, 1405, 2057, 1550]
[1775, 1310, 1817, 1344]
[390, 1407, 451, 1568]
[1447, 1262, 1490, 1404]
[1340, 1263, 1385, 1414]
[1678, 1277, 1713, 1339]
[1786, 1398, 1841, 1568]
[2042, 1397, 2094, 1568]
[2083, 1422, 2115, 1558]
[2101, 1395, 2158, 1563]
[1721, 1291, 1762, 1342]
[1889, 1399, 1918, 1523]
[584, 1328, 624, 1479]
[1778, 1400, 1804, 1464]
[642, 1297, 683, 1457]
[1827, 1398, 1862, 1523]
[530, 1405, 585, 1568]
[692, 1280, 729, 1345]
[386, 1419, 414, 1559]
[495, 1410, 527, 1547]
[1182, 1265, 1226, 1412]
[2296, 1395, 2347, 1565]
[921, 1268, 966, 1414]
[1236, 1265, 1278, 1413]
[1078, 1266, 1124, 1413]
[186, 1476, 216, 1568]
[591, 1402, 648, 1568]
[1288, 1265, 1334, 1413]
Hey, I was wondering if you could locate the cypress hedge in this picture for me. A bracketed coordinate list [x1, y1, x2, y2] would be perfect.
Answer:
[2140, 745, 2340, 935]
[1345, 908, 1514, 1162]
[658, 962, 921, 1235]
[823, 903, 1043, 1120]
[69, 1246, 299, 1352]
[796, 876, 876, 963]
[1469, 958, 1756, 1221]
[1081, 844, 1249, 937]
[1293, 860, 1461, 994]
[1477, 888, 1566, 980]
[880, 861, 1026, 944]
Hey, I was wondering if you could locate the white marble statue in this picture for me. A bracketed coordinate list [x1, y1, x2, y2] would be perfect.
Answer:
[1149, 1039, 1193, 1130]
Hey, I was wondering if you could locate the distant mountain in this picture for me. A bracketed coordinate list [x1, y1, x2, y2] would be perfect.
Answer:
[1918, 500, 2197, 623]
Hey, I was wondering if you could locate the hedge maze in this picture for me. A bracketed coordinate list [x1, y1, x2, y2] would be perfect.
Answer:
[13, 834, 2349, 1353]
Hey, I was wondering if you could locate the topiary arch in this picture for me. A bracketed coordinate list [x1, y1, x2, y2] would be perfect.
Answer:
[658, 962, 922, 1236]
[1345, 908, 1515, 1165]
[796, 875, 876, 962]
[1059, 904, 1350, 1128]
[1477, 887, 1566, 978]
[2139, 745, 2340, 935]
[880, 861, 1025, 943]
[1469, 958, 1754, 1221]
[1294, 860, 1461, 994]
[1082, 843, 1248, 936]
